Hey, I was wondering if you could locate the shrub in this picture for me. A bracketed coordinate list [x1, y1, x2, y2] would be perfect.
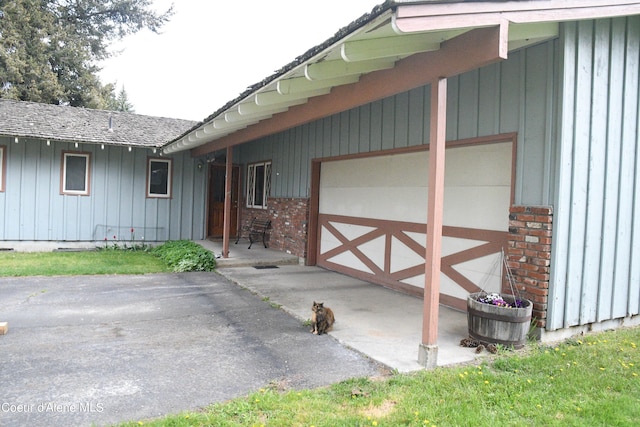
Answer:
[151, 240, 216, 272]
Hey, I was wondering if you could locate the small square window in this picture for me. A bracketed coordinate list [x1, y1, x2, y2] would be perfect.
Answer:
[61, 152, 91, 195]
[246, 161, 271, 209]
[0, 145, 5, 192]
[147, 158, 172, 198]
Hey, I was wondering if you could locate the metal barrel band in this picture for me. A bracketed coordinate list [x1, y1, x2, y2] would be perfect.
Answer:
[467, 329, 528, 348]
[467, 306, 531, 324]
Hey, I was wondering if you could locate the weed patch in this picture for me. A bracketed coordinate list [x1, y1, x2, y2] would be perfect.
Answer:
[151, 240, 216, 272]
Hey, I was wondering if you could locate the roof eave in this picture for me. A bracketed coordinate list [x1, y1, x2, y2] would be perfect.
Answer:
[163, 0, 640, 155]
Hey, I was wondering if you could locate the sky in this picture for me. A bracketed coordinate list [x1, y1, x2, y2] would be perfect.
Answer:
[99, 0, 381, 121]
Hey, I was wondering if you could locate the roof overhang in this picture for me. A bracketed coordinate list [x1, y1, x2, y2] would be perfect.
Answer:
[163, 0, 640, 156]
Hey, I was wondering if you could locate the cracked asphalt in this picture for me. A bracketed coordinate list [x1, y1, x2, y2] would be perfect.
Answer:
[0, 272, 384, 426]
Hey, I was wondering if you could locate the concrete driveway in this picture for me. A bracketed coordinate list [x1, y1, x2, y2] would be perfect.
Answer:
[0, 273, 384, 427]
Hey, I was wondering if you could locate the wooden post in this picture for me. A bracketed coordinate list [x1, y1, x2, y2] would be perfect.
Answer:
[222, 146, 233, 258]
[419, 77, 447, 369]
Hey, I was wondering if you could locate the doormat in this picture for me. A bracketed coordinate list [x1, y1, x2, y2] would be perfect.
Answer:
[253, 265, 279, 269]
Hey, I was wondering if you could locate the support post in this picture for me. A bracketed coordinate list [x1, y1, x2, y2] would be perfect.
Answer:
[222, 147, 233, 258]
[419, 77, 447, 369]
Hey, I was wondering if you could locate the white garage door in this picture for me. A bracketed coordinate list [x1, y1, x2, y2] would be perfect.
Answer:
[317, 140, 513, 310]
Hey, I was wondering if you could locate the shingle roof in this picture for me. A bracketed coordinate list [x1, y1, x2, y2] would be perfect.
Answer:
[0, 98, 197, 147]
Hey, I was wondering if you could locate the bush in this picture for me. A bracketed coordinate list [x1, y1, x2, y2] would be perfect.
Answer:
[151, 240, 216, 272]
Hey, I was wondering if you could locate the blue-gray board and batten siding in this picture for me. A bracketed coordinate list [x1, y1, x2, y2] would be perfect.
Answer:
[550, 18, 640, 332]
[0, 139, 207, 243]
[236, 17, 640, 333]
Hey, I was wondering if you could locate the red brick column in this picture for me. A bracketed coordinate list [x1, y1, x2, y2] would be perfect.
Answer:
[240, 198, 310, 259]
[506, 206, 553, 328]
[267, 198, 309, 258]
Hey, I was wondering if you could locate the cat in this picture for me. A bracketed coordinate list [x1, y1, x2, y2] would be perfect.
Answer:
[310, 301, 335, 335]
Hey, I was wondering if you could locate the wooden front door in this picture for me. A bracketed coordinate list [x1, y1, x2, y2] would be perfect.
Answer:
[208, 164, 240, 238]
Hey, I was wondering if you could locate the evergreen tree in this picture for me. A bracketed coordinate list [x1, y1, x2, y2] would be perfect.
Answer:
[0, 0, 172, 108]
[114, 85, 134, 112]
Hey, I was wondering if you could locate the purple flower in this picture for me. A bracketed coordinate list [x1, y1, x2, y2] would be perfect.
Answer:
[477, 292, 522, 308]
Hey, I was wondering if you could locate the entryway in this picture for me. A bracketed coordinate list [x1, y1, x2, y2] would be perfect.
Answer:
[207, 163, 240, 238]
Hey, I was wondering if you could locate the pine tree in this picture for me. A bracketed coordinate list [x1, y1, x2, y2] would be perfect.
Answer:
[114, 86, 134, 112]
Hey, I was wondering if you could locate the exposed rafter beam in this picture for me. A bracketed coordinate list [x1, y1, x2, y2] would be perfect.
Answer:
[212, 117, 252, 130]
[237, 98, 307, 115]
[304, 59, 396, 80]
[255, 88, 330, 106]
[225, 109, 282, 124]
[341, 33, 441, 62]
[195, 129, 208, 139]
[277, 75, 359, 95]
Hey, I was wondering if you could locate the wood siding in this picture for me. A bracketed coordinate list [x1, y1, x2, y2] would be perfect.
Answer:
[237, 40, 557, 208]
[549, 17, 640, 330]
[233, 18, 639, 333]
[0, 138, 206, 242]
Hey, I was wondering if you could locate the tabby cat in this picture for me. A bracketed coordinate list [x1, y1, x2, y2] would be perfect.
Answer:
[310, 301, 335, 335]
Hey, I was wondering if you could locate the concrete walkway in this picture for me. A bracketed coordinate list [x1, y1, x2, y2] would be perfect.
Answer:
[199, 239, 482, 372]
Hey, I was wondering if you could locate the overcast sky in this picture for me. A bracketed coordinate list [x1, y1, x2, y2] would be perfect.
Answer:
[98, 0, 381, 121]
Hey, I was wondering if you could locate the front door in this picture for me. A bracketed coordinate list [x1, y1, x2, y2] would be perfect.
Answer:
[208, 164, 240, 238]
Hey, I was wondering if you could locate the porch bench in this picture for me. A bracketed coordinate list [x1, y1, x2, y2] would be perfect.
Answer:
[235, 217, 271, 249]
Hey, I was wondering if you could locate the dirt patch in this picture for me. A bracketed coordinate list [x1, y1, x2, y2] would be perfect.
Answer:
[360, 399, 397, 418]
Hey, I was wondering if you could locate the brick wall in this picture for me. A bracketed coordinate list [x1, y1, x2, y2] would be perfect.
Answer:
[240, 197, 310, 259]
[506, 206, 553, 328]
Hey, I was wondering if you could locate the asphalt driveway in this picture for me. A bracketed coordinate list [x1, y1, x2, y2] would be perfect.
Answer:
[0, 273, 383, 426]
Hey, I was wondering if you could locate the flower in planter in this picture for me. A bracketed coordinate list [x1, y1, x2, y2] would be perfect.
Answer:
[476, 292, 524, 308]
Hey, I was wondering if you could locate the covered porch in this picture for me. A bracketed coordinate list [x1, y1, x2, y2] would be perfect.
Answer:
[198, 239, 477, 372]
[178, 1, 606, 367]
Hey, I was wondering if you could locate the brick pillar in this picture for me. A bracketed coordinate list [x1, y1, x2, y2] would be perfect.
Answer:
[268, 198, 309, 259]
[506, 206, 553, 328]
[240, 198, 310, 259]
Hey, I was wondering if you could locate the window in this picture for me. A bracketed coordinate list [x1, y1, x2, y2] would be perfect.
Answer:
[246, 161, 271, 209]
[0, 145, 5, 192]
[147, 158, 172, 198]
[61, 152, 91, 195]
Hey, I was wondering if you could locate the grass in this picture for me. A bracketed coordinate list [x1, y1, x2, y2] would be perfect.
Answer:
[0, 240, 217, 276]
[0, 250, 170, 276]
[117, 326, 640, 427]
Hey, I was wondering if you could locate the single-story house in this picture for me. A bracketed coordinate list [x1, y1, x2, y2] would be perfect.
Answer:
[2, 0, 639, 367]
[0, 100, 201, 247]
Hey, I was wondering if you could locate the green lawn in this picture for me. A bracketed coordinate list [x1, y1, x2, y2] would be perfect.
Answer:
[0, 250, 170, 276]
[118, 326, 639, 427]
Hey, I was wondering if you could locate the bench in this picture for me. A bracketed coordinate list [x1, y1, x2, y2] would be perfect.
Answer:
[235, 217, 271, 249]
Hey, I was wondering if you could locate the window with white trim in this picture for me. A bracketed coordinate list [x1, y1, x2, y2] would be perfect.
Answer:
[0, 145, 5, 192]
[61, 151, 91, 195]
[147, 158, 172, 198]
[246, 161, 271, 209]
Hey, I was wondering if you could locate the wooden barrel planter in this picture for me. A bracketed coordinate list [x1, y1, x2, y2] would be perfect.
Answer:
[467, 292, 533, 349]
